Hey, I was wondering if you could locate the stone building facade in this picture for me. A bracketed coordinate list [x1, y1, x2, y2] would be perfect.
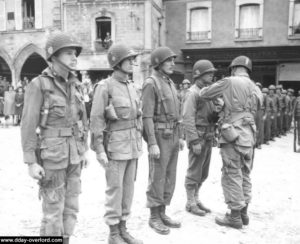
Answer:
[0, 0, 165, 87]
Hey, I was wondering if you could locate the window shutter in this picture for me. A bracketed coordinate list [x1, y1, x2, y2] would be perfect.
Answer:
[15, 0, 22, 30]
[35, 0, 43, 29]
[0, 0, 6, 31]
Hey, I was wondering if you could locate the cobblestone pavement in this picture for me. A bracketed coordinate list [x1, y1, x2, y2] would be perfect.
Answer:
[0, 126, 300, 244]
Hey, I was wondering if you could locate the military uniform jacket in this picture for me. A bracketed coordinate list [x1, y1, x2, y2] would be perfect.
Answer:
[90, 71, 142, 160]
[142, 70, 181, 146]
[182, 84, 216, 146]
[198, 74, 258, 147]
[21, 68, 88, 170]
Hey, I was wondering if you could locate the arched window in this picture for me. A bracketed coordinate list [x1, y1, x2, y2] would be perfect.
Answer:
[96, 17, 112, 49]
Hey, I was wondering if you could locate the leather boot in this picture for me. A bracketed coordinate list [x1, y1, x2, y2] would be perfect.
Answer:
[195, 184, 211, 213]
[108, 224, 127, 244]
[63, 237, 69, 244]
[241, 204, 249, 225]
[160, 205, 181, 228]
[149, 207, 170, 235]
[185, 185, 206, 216]
[119, 220, 143, 244]
[215, 210, 243, 229]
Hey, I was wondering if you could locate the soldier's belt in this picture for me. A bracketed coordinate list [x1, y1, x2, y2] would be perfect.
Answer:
[41, 127, 78, 137]
[154, 121, 178, 130]
[196, 125, 215, 132]
[108, 119, 138, 131]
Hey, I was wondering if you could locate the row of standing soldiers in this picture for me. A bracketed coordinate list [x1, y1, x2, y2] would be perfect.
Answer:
[20, 31, 262, 244]
[256, 84, 296, 148]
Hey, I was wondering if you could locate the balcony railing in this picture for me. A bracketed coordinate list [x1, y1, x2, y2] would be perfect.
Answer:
[23, 17, 35, 29]
[237, 28, 261, 39]
[291, 25, 300, 35]
[187, 31, 210, 41]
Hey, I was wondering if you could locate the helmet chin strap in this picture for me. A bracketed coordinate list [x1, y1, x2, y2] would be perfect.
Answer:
[52, 56, 77, 73]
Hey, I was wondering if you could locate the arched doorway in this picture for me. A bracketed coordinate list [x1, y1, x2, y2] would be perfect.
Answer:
[20, 52, 48, 81]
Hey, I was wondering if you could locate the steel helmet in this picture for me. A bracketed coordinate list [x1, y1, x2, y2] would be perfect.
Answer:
[107, 44, 138, 68]
[282, 89, 287, 94]
[45, 31, 82, 61]
[269, 85, 276, 90]
[275, 85, 282, 90]
[229, 55, 252, 72]
[151, 46, 177, 68]
[256, 82, 262, 88]
[182, 79, 191, 84]
[193, 60, 217, 79]
[262, 88, 269, 93]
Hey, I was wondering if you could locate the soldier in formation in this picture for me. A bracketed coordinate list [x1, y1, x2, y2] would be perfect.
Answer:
[90, 44, 143, 244]
[21, 31, 89, 244]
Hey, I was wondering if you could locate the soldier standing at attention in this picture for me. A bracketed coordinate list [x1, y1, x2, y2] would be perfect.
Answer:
[262, 88, 272, 145]
[197, 56, 259, 229]
[142, 46, 185, 235]
[268, 85, 277, 141]
[90, 44, 143, 244]
[182, 60, 220, 216]
[21, 31, 89, 244]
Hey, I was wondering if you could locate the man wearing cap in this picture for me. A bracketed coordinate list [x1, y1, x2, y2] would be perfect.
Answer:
[255, 82, 264, 149]
[179, 79, 191, 119]
[276, 85, 284, 136]
[294, 91, 300, 146]
[142, 46, 185, 235]
[197, 56, 259, 229]
[262, 88, 272, 144]
[281, 89, 290, 135]
[21, 31, 89, 244]
[90, 44, 143, 244]
[268, 85, 278, 140]
[182, 60, 220, 216]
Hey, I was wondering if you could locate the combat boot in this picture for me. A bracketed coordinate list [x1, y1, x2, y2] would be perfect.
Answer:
[63, 237, 69, 244]
[119, 221, 143, 244]
[160, 205, 181, 228]
[149, 207, 170, 235]
[185, 186, 206, 216]
[215, 210, 243, 229]
[241, 204, 249, 225]
[108, 224, 127, 244]
[195, 185, 211, 213]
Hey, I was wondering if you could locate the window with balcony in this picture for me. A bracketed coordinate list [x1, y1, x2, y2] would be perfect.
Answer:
[289, 0, 300, 36]
[188, 8, 210, 41]
[186, 1, 212, 42]
[22, 0, 35, 29]
[235, 0, 263, 40]
[96, 17, 112, 50]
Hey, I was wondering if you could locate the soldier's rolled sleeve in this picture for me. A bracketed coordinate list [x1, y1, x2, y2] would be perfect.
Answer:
[90, 83, 108, 154]
[142, 81, 157, 145]
[199, 78, 230, 100]
[182, 90, 199, 145]
[21, 79, 43, 164]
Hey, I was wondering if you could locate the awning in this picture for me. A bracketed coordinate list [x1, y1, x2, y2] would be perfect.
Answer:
[278, 63, 300, 81]
[77, 54, 112, 71]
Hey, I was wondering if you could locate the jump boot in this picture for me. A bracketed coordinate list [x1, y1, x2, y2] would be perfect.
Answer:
[195, 184, 211, 213]
[215, 210, 243, 229]
[241, 204, 249, 225]
[160, 205, 181, 228]
[119, 220, 143, 244]
[148, 207, 170, 235]
[185, 185, 206, 216]
[108, 224, 127, 244]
